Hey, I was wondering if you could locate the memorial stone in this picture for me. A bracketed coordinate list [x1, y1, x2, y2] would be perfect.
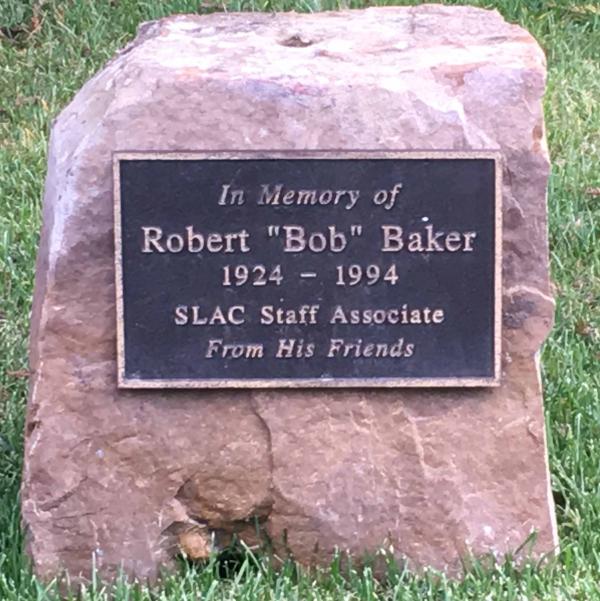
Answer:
[23, 6, 558, 582]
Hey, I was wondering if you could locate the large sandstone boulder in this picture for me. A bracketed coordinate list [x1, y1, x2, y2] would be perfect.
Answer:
[23, 6, 557, 581]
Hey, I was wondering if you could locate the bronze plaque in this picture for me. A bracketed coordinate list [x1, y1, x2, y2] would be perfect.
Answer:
[114, 151, 501, 388]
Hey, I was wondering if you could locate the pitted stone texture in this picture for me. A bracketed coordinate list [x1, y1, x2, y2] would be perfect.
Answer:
[23, 6, 557, 582]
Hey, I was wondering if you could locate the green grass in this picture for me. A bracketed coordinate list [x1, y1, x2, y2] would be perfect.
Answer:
[1, 0, 599, 598]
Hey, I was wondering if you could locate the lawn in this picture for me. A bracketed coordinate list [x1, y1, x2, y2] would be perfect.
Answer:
[1, 0, 599, 598]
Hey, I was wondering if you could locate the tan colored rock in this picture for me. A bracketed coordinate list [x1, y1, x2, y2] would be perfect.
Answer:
[23, 6, 557, 582]
[178, 528, 212, 561]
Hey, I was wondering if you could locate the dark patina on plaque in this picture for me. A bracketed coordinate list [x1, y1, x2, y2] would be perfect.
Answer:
[114, 151, 502, 388]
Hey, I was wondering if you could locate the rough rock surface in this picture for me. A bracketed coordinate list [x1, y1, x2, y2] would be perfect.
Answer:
[23, 6, 558, 582]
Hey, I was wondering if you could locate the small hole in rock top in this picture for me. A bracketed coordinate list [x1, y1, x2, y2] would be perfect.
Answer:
[280, 34, 313, 47]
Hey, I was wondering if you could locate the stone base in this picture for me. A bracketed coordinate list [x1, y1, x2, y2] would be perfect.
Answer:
[23, 6, 557, 581]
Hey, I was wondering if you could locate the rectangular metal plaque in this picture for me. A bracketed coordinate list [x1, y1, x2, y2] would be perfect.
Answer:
[114, 151, 501, 388]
